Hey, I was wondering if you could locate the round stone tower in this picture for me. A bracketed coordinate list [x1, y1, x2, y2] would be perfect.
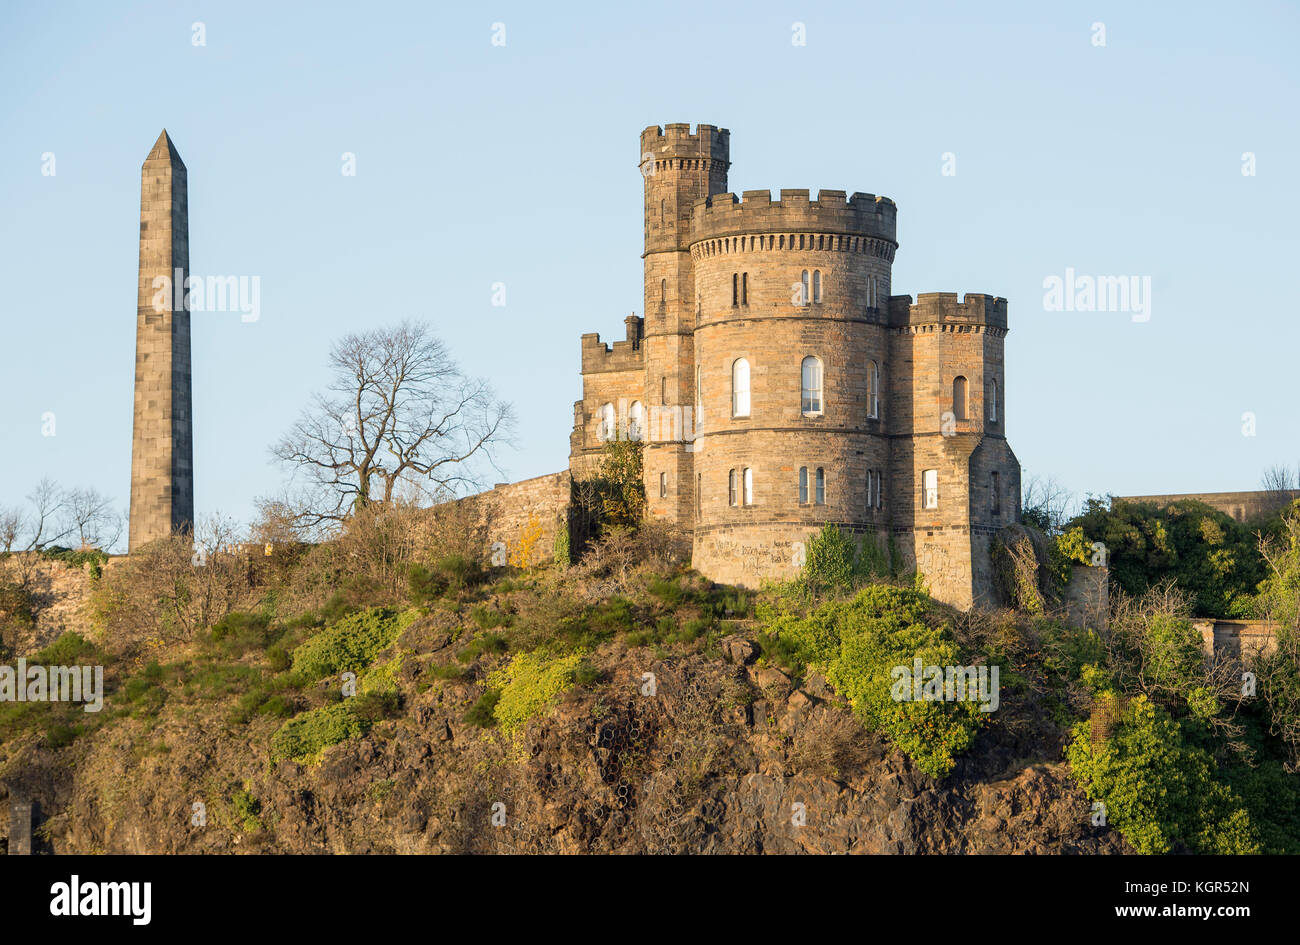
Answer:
[639, 124, 730, 525]
[687, 188, 899, 585]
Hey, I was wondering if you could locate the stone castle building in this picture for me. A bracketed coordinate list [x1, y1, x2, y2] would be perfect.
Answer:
[568, 122, 1021, 608]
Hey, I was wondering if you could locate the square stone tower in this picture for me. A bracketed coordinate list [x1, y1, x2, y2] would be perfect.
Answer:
[128, 130, 193, 551]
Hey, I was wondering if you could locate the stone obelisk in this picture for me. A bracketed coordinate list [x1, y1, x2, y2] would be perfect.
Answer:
[128, 130, 193, 551]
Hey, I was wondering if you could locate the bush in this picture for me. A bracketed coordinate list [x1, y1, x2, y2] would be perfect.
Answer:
[456, 632, 509, 663]
[290, 607, 416, 681]
[270, 701, 367, 763]
[0, 580, 36, 628]
[487, 650, 582, 737]
[321, 574, 386, 624]
[464, 689, 501, 727]
[209, 611, 278, 657]
[1066, 695, 1260, 854]
[407, 554, 486, 606]
[768, 585, 985, 778]
[32, 630, 98, 665]
[802, 524, 856, 595]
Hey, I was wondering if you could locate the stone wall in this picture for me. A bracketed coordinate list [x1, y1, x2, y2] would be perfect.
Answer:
[1062, 564, 1109, 630]
[1191, 619, 1277, 661]
[0, 555, 119, 656]
[431, 472, 572, 566]
[1114, 490, 1300, 523]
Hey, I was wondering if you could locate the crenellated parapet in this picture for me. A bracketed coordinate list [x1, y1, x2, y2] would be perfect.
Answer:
[889, 292, 1008, 334]
[640, 123, 730, 168]
[579, 320, 645, 375]
[689, 188, 897, 250]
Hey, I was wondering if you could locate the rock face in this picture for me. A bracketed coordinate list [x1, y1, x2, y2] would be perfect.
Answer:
[0, 631, 1127, 855]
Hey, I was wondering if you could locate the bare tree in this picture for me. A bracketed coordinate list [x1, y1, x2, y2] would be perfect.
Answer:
[272, 321, 514, 529]
[1020, 473, 1077, 534]
[1262, 463, 1298, 494]
[64, 487, 123, 550]
[0, 506, 22, 554]
[22, 477, 73, 551]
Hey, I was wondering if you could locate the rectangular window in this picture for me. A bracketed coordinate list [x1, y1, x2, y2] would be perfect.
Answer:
[798, 466, 808, 504]
[732, 273, 738, 307]
[922, 469, 938, 509]
[742, 272, 748, 305]
[991, 471, 1000, 515]
[866, 470, 875, 512]
[659, 472, 667, 499]
[696, 473, 702, 518]
[728, 468, 737, 507]
[743, 467, 753, 506]
[876, 470, 884, 510]
[815, 468, 826, 505]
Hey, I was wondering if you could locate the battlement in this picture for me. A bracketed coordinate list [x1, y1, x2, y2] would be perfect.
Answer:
[579, 318, 645, 374]
[640, 123, 730, 161]
[689, 188, 897, 245]
[889, 292, 1007, 331]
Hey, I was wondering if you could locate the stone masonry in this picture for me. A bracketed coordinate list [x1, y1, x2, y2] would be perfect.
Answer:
[129, 130, 194, 552]
[568, 123, 1022, 608]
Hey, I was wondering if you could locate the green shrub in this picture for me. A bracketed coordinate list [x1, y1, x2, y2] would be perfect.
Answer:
[270, 701, 367, 763]
[469, 605, 510, 630]
[464, 689, 501, 727]
[457, 632, 509, 663]
[427, 660, 463, 680]
[32, 630, 98, 665]
[290, 607, 416, 682]
[802, 524, 856, 595]
[553, 528, 571, 570]
[488, 650, 582, 736]
[321, 574, 385, 624]
[351, 690, 400, 723]
[768, 585, 985, 778]
[0, 581, 36, 628]
[1066, 695, 1261, 854]
[209, 611, 278, 657]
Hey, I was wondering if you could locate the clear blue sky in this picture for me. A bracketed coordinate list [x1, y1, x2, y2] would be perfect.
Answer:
[2, 0, 1297, 537]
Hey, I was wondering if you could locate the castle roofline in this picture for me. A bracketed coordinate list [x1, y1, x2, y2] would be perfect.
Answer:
[689, 189, 897, 244]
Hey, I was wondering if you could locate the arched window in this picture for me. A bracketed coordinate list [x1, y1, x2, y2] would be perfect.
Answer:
[867, 470, 875, 511]
[628, 401, 644, 441]
[922, 469, 938, 509]
[660, 199, 665, 223]
[731, 358, 751, 417]
[801, 356, 823, 415]
[798, 467, 809, 504]
[660, 279, 667, 303]
[732, 273, 739, 307]
[743, 467, 753, 506]
[989, 378, 998, 422]
[741, 272, 748, 305]
[991, 471, 1001, 515]
[867, 359, 879, 419]
[599, 403, 615, 441]
[815, 468, 826, 505]
[812, 270, 822, 303]
[953, 375, 968, 421]
[729, 469, 738, 506]
[876, 470, 884, 509]
[660, 375, 667, 405]
[800, 270, 810, 306]
[659, 472, 667, 498]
